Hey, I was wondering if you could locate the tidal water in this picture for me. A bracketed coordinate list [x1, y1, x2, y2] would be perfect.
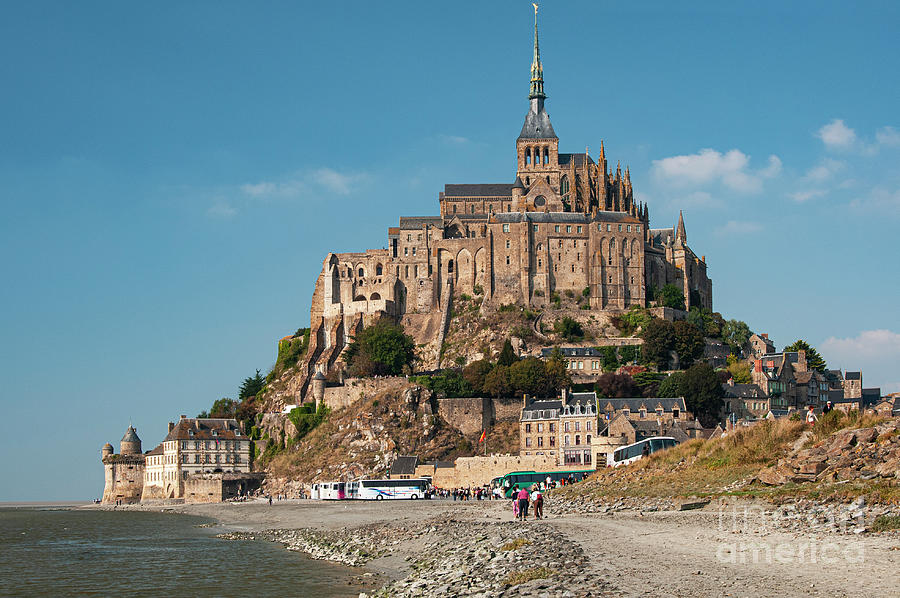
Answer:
[0, 507, 363, 597]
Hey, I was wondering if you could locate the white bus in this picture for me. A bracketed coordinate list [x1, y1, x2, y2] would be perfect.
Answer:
[352, 478, 429, 500]
[313, 481, 346, 500]
[609, 436, 677, 468]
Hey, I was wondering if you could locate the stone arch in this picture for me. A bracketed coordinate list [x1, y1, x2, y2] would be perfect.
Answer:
[446, 223, 464, 239]
[375, 263, 383, 276]
[474, 247, 487, 291]
[353, 295, 366, 301]
[456, 248, 474, 294]
[560, 174, 569, 199]
[370, 292, 381, 300]
[356, 265, 366, 278]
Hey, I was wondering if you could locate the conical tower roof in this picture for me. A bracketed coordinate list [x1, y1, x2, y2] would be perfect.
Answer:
[121, 425, 141, 444]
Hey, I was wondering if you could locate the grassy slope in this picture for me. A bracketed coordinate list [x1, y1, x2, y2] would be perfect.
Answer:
[557, 412, 899, 504]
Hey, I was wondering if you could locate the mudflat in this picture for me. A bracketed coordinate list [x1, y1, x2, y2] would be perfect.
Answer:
[143, 497, 900, 597]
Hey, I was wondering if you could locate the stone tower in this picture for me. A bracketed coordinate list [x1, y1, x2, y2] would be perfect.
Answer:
[101, 442, 113, 459]
[311, 370, 326, 410]
[120, 425, 142, 455]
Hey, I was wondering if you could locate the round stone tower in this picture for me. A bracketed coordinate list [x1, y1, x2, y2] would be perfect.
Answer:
[101, 442, 114, 459]
[312, 371, 326, 409]
[120, 425, 142, 455]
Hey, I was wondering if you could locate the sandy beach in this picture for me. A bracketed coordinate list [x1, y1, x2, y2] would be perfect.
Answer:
[93, 497, 900, 597]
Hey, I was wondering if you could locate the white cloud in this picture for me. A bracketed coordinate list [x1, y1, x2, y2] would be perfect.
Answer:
[240, 168, 366, 200]
[850, 187, 900, 213]
[817, 119, 857, 149]
[789, 190, 826, 203]
[821, 330, 900, 392]
[802, 158, 845, 183]
[875, 126, 900, 147]
[652, 149, 780, 193]
[206, 202, 237, 218]
[439, 134, 470, 145]
[714, 220, 762, 235]
[679, 191, 720, 208]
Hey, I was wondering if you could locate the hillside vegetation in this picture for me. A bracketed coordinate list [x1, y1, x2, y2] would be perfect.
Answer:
[556, 411, 899, 504]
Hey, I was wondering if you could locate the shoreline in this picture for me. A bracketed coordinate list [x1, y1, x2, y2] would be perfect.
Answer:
[82, 496, 900, 597]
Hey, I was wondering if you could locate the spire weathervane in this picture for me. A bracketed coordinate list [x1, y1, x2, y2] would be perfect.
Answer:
[529, 3, 545, 102]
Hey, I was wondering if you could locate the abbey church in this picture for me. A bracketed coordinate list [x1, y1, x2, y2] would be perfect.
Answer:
[297, 11, 712, 401]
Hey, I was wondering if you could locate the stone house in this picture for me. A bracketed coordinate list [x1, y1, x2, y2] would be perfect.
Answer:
[748, 333, 775, 359]
[389, 455, 419, 479]
[292, 14, 713, 403]
[142, 417, 251, 501]
[722, 381, 769, 419]
[520, 398, 562, 459]
[843, 371, 862, 399]
[559, 392, 598, 467]
[596, 397, 690, 424]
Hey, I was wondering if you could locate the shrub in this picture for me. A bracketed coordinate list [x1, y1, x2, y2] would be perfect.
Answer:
[345, 319, 416, 376]
[565, 289, 575, 298]
[473, 284, 484, 296]
[554, 317, 584, 341]
[580, 304, 590, 310]
[498, 303, 518, 313]
[872, 515, 900, 532]
[459, 293, 471, 302]
[582, 286, 591, 297]
[533, 289, 544, 297]
[287, 403, 330, 440]
[656, 284, 686, 310]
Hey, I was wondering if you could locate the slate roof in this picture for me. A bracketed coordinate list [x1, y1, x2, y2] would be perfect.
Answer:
[722, 383, 765, 399]
[597, 397, 687, 413]
[827, 389, 845, 402]
[389, 455, 419, 477]
[121, 426, 141, 443]
[163, 418, 244, 442]
[493, 211, 641, 224]
[540, 347, 604, 358]
[146, 444, 164, 456]
[861, 388, 882, 406]
[443, 184, 513, 197]
[522, 399, 563, 420]
[518, 106, 557, 140]
[399, 216, 443, 229]
[558, 153, 595, 167]
[845, 371, 862, 381]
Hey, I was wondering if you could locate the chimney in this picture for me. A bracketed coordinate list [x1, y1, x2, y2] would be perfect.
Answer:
[168, 422, 175, 433]
[761, 333, 768, 340]
[561, 387, 568, 401]
[522, 393, 529, 408]
[180, 414, 186, 419]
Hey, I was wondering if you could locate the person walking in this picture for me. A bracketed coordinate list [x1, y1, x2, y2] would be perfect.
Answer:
[516, 486, 530, 521]
[531, 485, 544, 520]
[806, 405, 818, 426]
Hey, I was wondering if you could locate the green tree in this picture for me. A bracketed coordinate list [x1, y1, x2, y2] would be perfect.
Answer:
[725, 354, 751, 384]
[483, 365, 512, 398]
[657, 371, 685, 398]
[686, 307, 725, 339]
[554, 317, 584, 341]
[641, 318, 676, 369]
[421, 369, 472, 398]
[673, 321, 705, 368]
[783, 339, 827, 372]
[544, 348, 572, 393]
[462, 359, 493, 395]
[239, 369, 265, 401]
[345, 319, 416, 376]
[632, 371, 667, 397]
[681, 362, 725, 427]
[656, 284, 686, 310]
[600, 346, 619, 372]
[509, 357, 552, 397]
[595, 373, 640, 398]
[722, 319, 752, 355]
[497, 338, 518, 367]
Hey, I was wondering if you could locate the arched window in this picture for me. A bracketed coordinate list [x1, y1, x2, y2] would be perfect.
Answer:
[525, 176, 530, 185]
[370, 293, 381, 300]
[448, 259, 454, 273]
[546, 175, 550, 184]
[543, 147, 549, 165]
[471, 205, 475, 214]
[375, 264, 383, 276]
[347, 268, 351, 277]
[358, 267, 364, 277]
[560, 175, 570, 199]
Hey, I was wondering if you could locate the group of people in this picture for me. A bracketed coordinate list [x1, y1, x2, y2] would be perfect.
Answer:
[806, 401, 835, 426]
[435, 486, 495, 501]
[512, 485, 544, 521]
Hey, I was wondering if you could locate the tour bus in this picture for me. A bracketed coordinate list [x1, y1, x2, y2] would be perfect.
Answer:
[314, 481, 346, 500]
[495, 469, 593, 498]
[351, 478, 430, 500]
[608, 436, 677, 468]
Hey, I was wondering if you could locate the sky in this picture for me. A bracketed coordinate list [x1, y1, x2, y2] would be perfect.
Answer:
[1, 1, 898, 501]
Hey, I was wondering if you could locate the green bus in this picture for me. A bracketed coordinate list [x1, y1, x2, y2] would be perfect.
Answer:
[494, 469, 593, 498]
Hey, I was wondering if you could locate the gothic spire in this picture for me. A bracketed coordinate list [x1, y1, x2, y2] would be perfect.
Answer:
[529, 3, 546, 103]
[676, 210, 687, 243]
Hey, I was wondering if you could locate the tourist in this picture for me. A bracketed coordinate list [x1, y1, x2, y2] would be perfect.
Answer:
[806, 406, 818, 426]
[642, 443, 651, 458]
[516, 486, 530, 521]
[531, 485, 543, 520]
[823, 401, 833, 414]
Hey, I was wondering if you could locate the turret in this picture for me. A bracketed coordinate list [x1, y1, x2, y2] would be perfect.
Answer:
[101, 443, 114, 459]
[120, 425, 142, 455]
[312, 370, 326, 410]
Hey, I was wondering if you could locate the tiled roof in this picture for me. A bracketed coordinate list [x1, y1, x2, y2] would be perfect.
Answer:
[443, 184, 513, 197]
[163, 418, 244, 442]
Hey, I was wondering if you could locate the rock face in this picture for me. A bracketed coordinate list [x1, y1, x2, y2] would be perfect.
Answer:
[756, 420, 900, 486]
[262, 384, 475, 496]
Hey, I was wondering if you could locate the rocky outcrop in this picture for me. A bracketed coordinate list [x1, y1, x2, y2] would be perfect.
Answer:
[756, 420, 900, 486]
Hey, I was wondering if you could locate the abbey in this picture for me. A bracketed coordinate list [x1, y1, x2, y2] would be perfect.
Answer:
[298, 13, 711, 401]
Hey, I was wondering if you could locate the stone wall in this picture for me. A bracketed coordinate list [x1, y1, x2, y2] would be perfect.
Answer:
[322, 376, 409, 411]
[437, 397, 524, 438]
[432, 453, 561, 488]
[101, 458, 144, 504]
[184, 475, 224, 503]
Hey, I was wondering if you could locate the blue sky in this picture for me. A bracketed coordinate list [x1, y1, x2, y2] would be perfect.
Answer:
[1, 1, 898, 501]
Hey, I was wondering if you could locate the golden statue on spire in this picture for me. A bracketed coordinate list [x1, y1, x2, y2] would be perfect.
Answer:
[533, 3, 539, 15]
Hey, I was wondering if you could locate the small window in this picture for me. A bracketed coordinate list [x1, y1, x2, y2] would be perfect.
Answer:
[525, 437, 532, 447]
[533, 225, 538, 232]
[412, 247, 416, 256]
[506, 255, 510, 265]
[627, 225, 631, 232]
[502, 224, 510, 232]
[358, 267, 364, 277]
[555, 225, 560, 232]
[566, 225, 572, 233]
[607, 224, 611, 232]
[404, 247, 408, 256]
[505, 239, 510, 249]
[618, 224, 623, 231]
[525, 423, 531, 433]
[577, 226, 582, 233]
